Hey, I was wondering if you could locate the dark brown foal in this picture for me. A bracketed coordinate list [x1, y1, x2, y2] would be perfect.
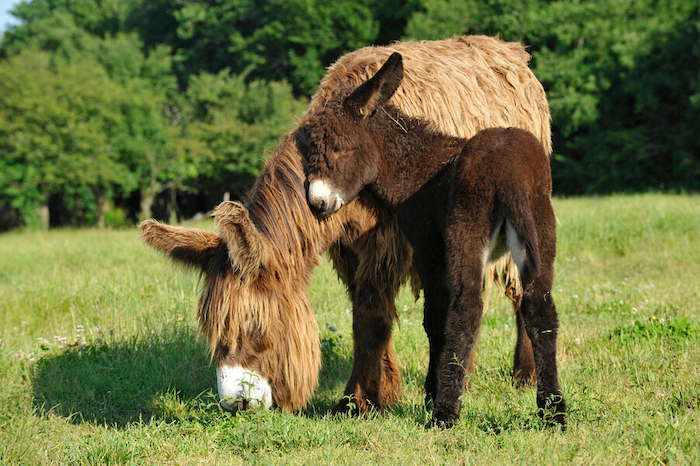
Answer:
[303, 53, 566, 428]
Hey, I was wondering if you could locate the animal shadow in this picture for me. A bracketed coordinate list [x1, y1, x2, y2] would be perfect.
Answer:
[303, 334, 353, 417]
[31, 327, 215, 427]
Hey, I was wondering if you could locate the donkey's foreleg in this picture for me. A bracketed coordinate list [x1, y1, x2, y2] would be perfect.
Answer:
[432, 272, 485, 427]
[333, 285, 400, 414]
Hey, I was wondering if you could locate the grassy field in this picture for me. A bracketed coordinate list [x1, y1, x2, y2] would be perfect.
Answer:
[1, 194, 699, 465]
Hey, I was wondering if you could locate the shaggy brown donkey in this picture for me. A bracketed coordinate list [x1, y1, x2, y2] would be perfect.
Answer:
[304, 53, 566, 428]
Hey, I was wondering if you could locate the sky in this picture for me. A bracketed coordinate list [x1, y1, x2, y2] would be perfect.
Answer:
[0, 0, 21, 34]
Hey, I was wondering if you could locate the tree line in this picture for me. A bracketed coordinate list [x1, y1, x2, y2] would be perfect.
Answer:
[0, 0, 698, 230]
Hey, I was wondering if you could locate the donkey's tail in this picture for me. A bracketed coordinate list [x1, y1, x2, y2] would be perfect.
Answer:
[502, 195, 541, 276]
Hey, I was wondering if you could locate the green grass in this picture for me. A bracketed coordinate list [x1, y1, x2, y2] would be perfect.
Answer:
[1, 194, 699, 465]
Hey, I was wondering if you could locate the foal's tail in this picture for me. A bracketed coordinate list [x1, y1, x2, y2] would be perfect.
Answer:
[502, 195, 541, 277]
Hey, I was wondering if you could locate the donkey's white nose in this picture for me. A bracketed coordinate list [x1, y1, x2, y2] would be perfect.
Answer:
[217, 365, 273, 411]
[308, 180, 343, 216]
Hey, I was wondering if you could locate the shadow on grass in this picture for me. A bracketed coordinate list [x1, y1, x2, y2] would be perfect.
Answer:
[31, 326, 216, 427]
[303, 335, 353, 418]
[306, 360, 549, 433]
[31, 325, 542, 432]
[32, 326, 355, 426]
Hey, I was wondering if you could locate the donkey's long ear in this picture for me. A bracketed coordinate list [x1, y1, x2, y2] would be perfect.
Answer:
[344, 52, 403, 117]
[214, 201, 269, 277]
[139, 220, 221, 269]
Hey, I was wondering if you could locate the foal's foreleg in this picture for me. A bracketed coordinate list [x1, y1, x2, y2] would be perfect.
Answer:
[421, 278, 450, 407]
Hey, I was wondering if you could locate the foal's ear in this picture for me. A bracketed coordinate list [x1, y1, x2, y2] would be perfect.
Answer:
[139, 220, 221, 269]
[214, 201, 269, 276]
[344, 52, 403, 117]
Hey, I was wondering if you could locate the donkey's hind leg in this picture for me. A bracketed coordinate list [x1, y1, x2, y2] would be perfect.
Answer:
[513, 295, 537, 386]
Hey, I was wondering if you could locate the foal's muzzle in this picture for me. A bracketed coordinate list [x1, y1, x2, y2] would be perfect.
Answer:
[307, 180, 344, 217]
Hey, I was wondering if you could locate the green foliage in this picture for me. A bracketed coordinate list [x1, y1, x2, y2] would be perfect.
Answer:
[406, 0, 700, 194]
[102, 203, 129, 228]
[0, 0, 698, 229]
[0, 50, 126, 228]
[0, 0, 309, 227]
[128, 0, 382, 95]
[182, 70, 308, 197]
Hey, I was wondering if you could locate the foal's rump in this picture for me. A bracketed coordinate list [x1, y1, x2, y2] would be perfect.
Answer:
[461, 127, 551, 284]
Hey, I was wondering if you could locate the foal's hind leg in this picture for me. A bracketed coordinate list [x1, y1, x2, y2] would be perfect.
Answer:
[518, 196, 566, 427]
[488, 257, 536, 386]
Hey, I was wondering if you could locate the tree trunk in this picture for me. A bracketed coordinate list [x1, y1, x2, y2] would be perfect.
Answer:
[168, 186, 180, 224]
[140, 174, 159, 220]
[140, 192, 155, 221]
[38, 198, 49, 231]
[94, 190, 109, 229]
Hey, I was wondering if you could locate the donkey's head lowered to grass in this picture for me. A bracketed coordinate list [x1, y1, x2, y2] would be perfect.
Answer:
[139, 147, 336, 412]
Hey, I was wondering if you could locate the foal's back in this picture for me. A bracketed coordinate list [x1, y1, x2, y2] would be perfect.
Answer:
[453, 127, 552, 204]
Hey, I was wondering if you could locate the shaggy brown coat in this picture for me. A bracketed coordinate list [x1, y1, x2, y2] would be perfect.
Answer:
[304, 53, 566, 427]
[140, 36, 551, 413]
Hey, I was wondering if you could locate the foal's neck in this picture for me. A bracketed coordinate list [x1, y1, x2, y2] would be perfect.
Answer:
[371, 106, 465, 205]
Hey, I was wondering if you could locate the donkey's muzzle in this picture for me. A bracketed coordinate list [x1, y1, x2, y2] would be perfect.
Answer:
[217, 365, 273, 411]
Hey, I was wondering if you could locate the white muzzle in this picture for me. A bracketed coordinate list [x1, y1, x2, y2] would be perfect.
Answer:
[217, 365, 273, 411]
[307, 180, 344, 216]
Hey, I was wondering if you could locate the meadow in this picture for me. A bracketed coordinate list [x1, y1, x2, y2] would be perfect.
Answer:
[1, 194, 698, 465]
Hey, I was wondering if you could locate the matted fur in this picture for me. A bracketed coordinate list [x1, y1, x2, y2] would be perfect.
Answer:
[140, 36, 551, 413]
[313, 36, 551, 154]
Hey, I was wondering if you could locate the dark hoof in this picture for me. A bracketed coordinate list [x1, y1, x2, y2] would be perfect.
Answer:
[537, 394, 567, 430]
[430, 403, 460, 429]
[331, 396, 359, 416]
[429, 413, 459, 429]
